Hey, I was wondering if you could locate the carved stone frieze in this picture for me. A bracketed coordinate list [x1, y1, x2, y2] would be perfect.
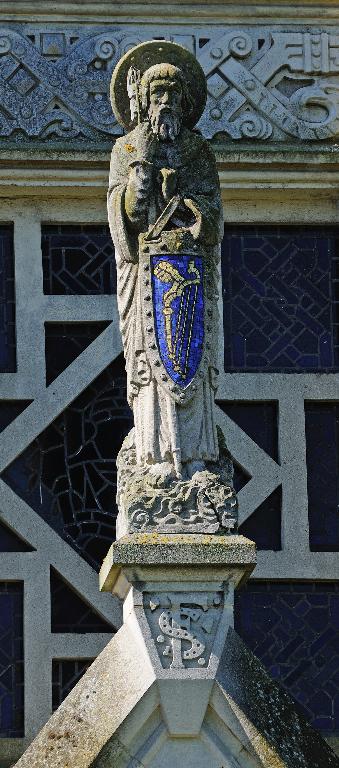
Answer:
[115, 429, 238, 537]
[198, 30, 339, 140]
[0, 25, 339, 143]
[144, 590, 224, 669]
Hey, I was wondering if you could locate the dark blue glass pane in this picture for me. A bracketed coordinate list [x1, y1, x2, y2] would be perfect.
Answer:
[218, 401, 278, 462]
[222, 226, 338, 372]
[0, 582, 24, 737]
[50, 569, 113, 633]
[45, 322, 111, 385]
[305, 403, 339, 551]
[235, 582, 339, 734]
[0, 520, 34, 552]
[217, 402, 281, 548]
[0, 402, 33, 552]
[0, 402, 31, 433]
[0, 226, 15, 372]
[2, 355, 133, 571]
[239, 486, 282, 550]
[233, 462, 251, 493]
[42, 225, 116, 295]
[52, 659, 93, 711]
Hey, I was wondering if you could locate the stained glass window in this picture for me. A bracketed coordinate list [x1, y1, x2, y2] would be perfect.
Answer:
[45, 322, 111, 385]
[0, 225, 15, 372]
[219, 402, 281, 549]
[235, 581, 339, 733]
[42, 224, 116, 295]
[239, 486, 282, 550]
[305, 403, 339, 551]
[3, 355, 133, 571]
[222, 226, 339, 372]
[0, 582, 24, 737]
[218, 401, 279, 461]
[233, 462, 250, 494]
[52, 660, 93, 711]
[0, 519, 34, 552]
[50, 569, 114, 633]
[1, 220, 339, 745]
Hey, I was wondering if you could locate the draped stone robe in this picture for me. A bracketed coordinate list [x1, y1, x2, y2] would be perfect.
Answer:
[107, 121, 224, 467]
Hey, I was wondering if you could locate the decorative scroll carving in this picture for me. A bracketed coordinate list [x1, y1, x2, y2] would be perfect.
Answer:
[145, 591, 223, 669]
[116, 429, 237, 537]
[0, 26, 339, 142]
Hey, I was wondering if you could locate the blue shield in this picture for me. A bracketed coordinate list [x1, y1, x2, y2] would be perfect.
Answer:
[151, 254, 204, 387]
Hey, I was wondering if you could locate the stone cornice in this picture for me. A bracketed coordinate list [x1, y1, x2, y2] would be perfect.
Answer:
[0, 146, 338, 200]
[2, 1, 339, 24]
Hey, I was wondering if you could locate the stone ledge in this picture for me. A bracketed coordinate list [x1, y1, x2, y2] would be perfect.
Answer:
[99, 533, 256, 593]
[4, 1, 339, 25]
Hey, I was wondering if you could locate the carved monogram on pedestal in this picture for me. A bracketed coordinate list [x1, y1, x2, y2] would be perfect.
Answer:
[145, 591, 223, 669]
[0, 27, 338, 141]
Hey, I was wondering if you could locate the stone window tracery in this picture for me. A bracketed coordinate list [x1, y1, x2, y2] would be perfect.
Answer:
[0, 216, 338, 747]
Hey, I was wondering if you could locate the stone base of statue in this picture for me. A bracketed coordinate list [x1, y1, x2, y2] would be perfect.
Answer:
[116, 427, 238, 537]
[15, 533, 339, 768]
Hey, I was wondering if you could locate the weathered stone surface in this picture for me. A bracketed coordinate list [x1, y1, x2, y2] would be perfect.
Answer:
[215, 628, 339, 768]
[1, 26, 339, 145]
[101, 531, 256, 565]
[13, 624, 156, 768]
[99, 532, 257, 593]
[108, 40, 224, 479]
[116, 426, 237, 536]
[15, 545, 338, 767]
[107, 40, 239, 534]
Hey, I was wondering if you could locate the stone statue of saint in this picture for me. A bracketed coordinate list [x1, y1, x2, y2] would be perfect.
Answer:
[108, 41, 237, 535]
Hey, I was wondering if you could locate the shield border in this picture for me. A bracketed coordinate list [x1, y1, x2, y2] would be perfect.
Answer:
[140, 241, 215, 405]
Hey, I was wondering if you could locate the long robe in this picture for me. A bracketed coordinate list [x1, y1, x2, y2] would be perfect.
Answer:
[107, 122, 224, 466]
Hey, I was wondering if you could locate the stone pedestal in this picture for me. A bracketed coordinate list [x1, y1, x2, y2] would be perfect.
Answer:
[98, 533, 255, 758]
[14, 533, 339, 767]
[99, 533, 255, 767]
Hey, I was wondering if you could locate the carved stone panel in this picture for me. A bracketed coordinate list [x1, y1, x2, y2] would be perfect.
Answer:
[0, 25, 339, 143]
[144, 591, 224, 670]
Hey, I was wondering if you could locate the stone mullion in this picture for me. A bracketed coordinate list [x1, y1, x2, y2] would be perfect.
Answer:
[13, 211, 46, 397]
[44, 294, 118, 323]
[278, 393, 310, 556]
[0, 480, 121, 627]
[218, 372, 339, 400]
[255, 550, 339, 580]
[49, 634, 112, 658]
[0, 324, 121, 475]
[0, 552, 38, 580]
[23, 563, 52, 739]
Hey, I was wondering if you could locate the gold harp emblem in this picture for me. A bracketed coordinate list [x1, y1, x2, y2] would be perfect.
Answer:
[153, 259, 201, 377]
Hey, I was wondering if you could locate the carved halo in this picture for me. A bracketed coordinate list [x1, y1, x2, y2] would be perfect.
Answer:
[110, 40, 207, 130]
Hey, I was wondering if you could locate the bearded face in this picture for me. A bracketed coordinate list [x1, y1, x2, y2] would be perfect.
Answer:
[148, 78, 183, 141]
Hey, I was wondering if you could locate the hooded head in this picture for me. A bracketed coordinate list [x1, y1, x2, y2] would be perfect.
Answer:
[139, 63, 194, 141]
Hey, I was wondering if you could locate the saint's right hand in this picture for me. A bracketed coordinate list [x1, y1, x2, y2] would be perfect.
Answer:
[125, 161, 153, 224]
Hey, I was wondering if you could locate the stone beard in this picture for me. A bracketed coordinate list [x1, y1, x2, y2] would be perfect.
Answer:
[148, 103, 182, 141]
[108, 63, 224, 478]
